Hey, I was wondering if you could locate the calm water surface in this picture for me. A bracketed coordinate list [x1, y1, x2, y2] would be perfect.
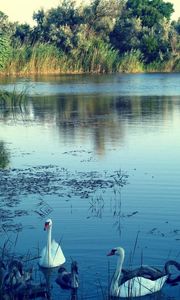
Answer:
[0, 73, 180, 299]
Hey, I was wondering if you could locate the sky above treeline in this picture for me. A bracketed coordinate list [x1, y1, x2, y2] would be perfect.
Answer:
[0, 0, 179, 25]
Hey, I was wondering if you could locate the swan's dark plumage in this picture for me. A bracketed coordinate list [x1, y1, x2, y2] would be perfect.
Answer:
[0, 260, 6, 270]
[121, 265, 165, 285]
[121, 260, 180, 285]
[164, 260, 180, 276]
[56, 261, 79, 290]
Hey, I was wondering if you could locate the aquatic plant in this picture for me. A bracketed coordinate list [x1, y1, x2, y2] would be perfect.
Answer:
[119, 50, 144, 73]
[145, 55, 180, 72]
[3, 38, 121, 74]
[0, 85, 31, 123]
[71, 35, 120, 73]
[4, 44, 63, 75]
[0, 239, 49, 299]
[0, 86, 28, 108]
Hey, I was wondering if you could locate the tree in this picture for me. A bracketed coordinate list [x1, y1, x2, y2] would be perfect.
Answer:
[12, 23, 32, 45]
[32, 0, 82, 51]
[110, 0, 174, 63]
[172, 18, 180, 35]
[126, 0, 174, 27]
[110, 15, 142, 52]
[32, 9, 47, 43]
[0, 11, 16, 37]
[0, 11, 9, 34]
[46, 0, 82, 27]
[170, 19, 180, 55]
[83, 0, 124, 40]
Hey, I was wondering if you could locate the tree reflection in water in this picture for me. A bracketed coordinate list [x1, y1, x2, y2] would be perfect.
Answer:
[30, 94, 177, 155]
[0, 141, 10, 169]
[0, 91, 178, 156]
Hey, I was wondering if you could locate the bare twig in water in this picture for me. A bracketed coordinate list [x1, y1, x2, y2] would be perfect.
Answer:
[132, 231, 140, 261]
[33, 200, 53, 219]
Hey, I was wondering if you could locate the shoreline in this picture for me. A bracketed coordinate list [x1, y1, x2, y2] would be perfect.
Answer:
[0, 69, 180, 77]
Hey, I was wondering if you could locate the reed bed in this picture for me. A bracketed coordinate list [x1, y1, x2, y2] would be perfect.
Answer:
[118, 50, 144, 73]
[1, 41, 179, 75]
[146, 58, 180, 73]
[71, 38, 120, 73]
[4, 44, 63, 75]
[0, 42, 156, 75]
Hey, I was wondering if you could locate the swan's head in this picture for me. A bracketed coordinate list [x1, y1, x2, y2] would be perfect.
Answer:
[58, 266, 66, 274]
[44, 219, 52, 230]
[107, 247, 125, 258]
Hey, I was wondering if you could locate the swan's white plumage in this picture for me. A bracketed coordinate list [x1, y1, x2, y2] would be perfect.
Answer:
[39, 219, 65, 268]
[108, 246, 168, 298]
[113, 274, 167, 298]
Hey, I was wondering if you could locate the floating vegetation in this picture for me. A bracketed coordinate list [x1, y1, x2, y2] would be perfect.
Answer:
[0, 165, 128, 232]
[147, 226, 180, 240]
[0, 165, 128, 199]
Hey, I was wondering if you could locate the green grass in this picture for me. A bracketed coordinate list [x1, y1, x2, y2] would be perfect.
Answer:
[145, 54, 180, 72]
[71, 37, 120, 73]
[1, 41, 179, 75]
[4, 44, 63, 75]
[118, 50, 144, 73]
[2, 40, 120, 75]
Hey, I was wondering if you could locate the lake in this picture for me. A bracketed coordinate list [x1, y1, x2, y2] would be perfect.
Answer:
[0, 73, 180, 299]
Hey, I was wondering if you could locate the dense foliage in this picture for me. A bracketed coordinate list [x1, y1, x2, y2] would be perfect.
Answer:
[0, 0, 179, 74]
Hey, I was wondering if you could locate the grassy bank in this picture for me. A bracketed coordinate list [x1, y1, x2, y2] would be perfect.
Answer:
[0, 43, 180, 76]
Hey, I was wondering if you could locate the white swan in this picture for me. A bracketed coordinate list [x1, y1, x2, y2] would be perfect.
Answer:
[39, 219, 66, 268]
[107, 246, 169, 298]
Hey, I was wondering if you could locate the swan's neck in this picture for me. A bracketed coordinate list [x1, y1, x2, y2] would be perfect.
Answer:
[47, 227, 52, 263]
[71, 271, 79, 289]
[110, 255, 123, 296]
